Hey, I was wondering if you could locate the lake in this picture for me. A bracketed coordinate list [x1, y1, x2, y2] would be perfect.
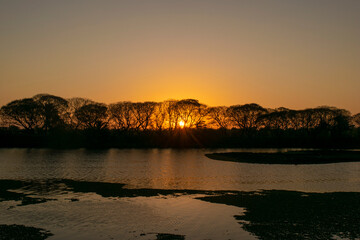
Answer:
[0, 148, 360, 240]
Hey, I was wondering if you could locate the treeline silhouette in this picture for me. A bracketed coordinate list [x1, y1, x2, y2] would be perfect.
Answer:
[0, 93, 360, 148]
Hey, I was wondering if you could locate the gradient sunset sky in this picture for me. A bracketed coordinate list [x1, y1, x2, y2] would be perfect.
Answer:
[1, 0, 359, 113]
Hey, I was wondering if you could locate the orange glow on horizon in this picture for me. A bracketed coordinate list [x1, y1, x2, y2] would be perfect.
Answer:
[179, 120, 185, 128]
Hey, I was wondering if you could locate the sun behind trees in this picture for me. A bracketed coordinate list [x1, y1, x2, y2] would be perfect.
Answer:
[0, 93, 357, 131]
[0, 93, 359, 148]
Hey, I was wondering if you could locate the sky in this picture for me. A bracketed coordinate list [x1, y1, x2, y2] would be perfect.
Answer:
[0, 0, 359, 113]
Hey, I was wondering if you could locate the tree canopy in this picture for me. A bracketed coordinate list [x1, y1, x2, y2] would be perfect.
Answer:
[0, 94, 358, 132]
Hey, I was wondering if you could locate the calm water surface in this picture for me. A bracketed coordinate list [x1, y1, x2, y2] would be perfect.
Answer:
[0, 148, 359, 240]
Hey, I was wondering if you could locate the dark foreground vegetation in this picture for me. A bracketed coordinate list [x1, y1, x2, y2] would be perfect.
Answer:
[1, 93, 360, 148]
[2, 179, 360, 240]
[206, 150, 360, 164]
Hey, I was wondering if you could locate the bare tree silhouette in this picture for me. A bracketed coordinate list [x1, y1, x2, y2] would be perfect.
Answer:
[1, 98, 44, 131]
[1, 94, 359, 148]
[207, 106, 230, 129]
[75, 103, 108, 130]
[227, 103, 267, 130]
[33, 94, 68, 132]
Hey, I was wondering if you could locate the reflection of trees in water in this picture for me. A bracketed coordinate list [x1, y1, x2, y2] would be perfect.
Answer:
[198, 190, 360, 240]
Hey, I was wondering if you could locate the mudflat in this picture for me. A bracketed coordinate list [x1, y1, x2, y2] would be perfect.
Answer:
[205, 150, 360, 164]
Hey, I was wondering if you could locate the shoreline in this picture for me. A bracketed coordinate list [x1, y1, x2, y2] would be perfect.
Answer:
[205, 150, 360, 164]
